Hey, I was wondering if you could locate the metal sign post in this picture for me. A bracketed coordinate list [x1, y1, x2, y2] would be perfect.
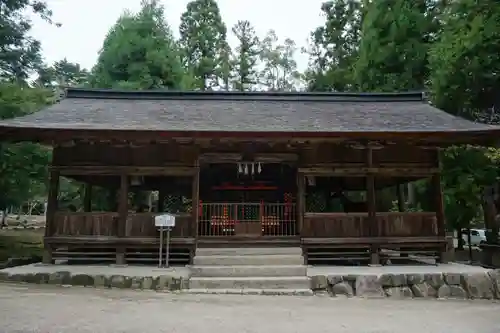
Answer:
[154, 214, 176, 268]
[165, 226, 171, 268]
[158, 226, 164, 267]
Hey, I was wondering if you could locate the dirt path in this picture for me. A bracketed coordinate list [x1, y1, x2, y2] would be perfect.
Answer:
[0, 284, 499, 333]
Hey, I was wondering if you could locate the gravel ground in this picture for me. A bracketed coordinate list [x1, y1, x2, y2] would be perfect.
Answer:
[0, 284, 499, 333]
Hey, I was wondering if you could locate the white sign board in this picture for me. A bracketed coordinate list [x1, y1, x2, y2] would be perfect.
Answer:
[154, 214, 176, 228]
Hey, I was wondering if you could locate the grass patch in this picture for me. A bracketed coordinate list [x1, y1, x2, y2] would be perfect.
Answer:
[0, 229, 44, 261]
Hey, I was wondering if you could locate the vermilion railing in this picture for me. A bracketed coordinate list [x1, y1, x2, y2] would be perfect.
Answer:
[198, 202, 297, 237]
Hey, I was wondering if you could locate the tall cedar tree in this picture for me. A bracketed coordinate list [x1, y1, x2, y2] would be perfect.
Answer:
[179, 0, 229, 90]
[231, 20, 260, 91]
[305, 0, 362, 92]
[354, 0, 434, 91]
[90, 0, 187, 89]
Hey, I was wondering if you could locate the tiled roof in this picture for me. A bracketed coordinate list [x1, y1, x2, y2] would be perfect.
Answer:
[0, 88, 497, 135]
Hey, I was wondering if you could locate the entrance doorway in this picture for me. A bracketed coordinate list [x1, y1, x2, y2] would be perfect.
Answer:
[198, 163, 297, 237]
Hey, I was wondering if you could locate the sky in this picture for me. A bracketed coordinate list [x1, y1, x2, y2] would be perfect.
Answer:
[29, 0, 327, 73]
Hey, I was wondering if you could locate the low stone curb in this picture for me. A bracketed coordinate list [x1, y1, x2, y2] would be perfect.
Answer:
[0, 271, 189, 291]
[310, 270, 500, 300]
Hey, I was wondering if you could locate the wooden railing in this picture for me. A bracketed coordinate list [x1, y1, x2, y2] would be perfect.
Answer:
[199, 202, 297, 237]
[302, 212, 438, 238]
[126, 213, 193, 238]
[52, 211, 193, 238]
[52, 212, 119, 237]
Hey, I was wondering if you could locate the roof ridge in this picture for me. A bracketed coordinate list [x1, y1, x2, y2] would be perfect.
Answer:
[64, 88, 425, 102]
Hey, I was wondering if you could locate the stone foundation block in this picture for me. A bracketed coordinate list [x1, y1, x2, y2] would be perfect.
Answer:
[355, 275, 385, 298]
[384, 286, 413, 298]
[310, 275, 328, 291]
[462, 273, 496, 299]
[332, 282, 353, 297]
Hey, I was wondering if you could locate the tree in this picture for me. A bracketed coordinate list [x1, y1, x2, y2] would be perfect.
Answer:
[179, 0, 229, 90]
[231, 20, 260, 91]
[90, 0, 188, 90]
[259, 30, 302, 91]
[304, 0, 363, 92]
[429, 0, 500, 243]
[35, 59, 89, 89]
[0, 84, 52, 226]
[354, 0, 439, 92]
[0, 0, 59, 83]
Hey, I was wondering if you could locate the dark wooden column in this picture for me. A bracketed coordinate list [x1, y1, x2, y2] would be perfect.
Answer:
[366, 148, 379, 265]
[83, 184, 92, 212]
[191, 164, 200, 240]
[432, 172, 447, 263]
[297, 172, 305, 237]
[116, 174, 128, 265]
[157, 189, 166, 213]
[396, 184, 406, 212]
[43, 170, 60, 264]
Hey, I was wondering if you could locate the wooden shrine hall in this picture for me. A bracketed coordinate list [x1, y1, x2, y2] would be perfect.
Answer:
[0, 88, 499, 266]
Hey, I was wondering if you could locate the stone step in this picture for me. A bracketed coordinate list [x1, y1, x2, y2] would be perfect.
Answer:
[190, 265, 307, 277]
[193, 254, 304, 266]
[183, 288, 314, 296]
[189, 276, 310, 289]
[196, 247, 302, 256]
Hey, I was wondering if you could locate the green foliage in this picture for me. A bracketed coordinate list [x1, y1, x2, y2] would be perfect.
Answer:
[34, 58, 89, 88]
[354, 0, 437, 91]
[428, 0, 500, 118]
[0, 84, 52, 209]
[231, 20, 260, 91]
[428, 0, 500, 233]
[0, 0, 59, 83]
[259, 30, 302, 91]
[304, 0, 362, 91]
[90, 0, 188, 90]
[179, 0, 229, 90]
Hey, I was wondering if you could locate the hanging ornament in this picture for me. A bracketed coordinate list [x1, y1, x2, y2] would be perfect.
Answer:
[251, 163, 255, 175]
[244, 163, 249, 175]
[257, 162, 262, 174]
[238, 163, 243, 174]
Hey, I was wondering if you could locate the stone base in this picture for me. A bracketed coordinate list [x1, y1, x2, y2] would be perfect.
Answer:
[310, 270, 500, 300]
[0, 264, 190, 292]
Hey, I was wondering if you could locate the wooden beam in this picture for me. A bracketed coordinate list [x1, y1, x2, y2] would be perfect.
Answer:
[298, 166, 439, 176]
[42, 170, 60, 264]
[199, 153, 242, 163]
[254, 153, 298, 162]
[51, 165, 196, 176]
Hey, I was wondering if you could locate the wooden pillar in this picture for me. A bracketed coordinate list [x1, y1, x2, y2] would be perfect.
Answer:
[396, 184, 406, 212]
[297, 172, 305, 237]
[116, 174, 128, 265]
[83, 184, 92, 212]
[192, 164, 200, 240]
[43, 170, 60, 264]
[157, 189, 166, 213]
[432, 172, 447, 263]
[366, 148, 379, 265]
